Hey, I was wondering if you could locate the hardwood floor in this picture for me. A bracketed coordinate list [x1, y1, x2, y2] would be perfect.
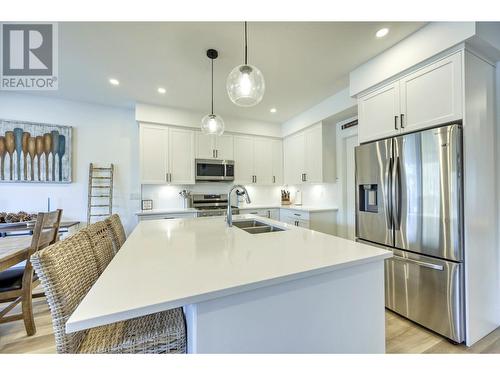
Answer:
[2, 297, 500, 354]
[0, 295, 56, 353]
[386, 310, 500, 353]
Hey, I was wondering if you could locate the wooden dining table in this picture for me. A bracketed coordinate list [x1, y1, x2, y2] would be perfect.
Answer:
[0, 236, 32, 272]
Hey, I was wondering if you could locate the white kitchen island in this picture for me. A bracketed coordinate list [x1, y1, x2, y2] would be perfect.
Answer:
[66, 215, 391, 353]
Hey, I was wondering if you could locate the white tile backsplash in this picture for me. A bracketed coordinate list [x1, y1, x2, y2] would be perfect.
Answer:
[141, 182, 339, 210]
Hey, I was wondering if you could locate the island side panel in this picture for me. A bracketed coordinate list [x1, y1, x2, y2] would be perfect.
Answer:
[185, 260, 385, 353]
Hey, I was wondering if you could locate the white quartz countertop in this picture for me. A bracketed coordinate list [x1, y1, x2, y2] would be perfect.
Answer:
[135, 208, 199, 216]
[66, 215, 391, 333]
[136, 205, 338, 215]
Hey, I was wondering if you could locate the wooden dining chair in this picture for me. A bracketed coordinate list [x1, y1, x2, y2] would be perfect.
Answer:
[0, 209, 62, 336]
[104, 214, 127, 253]
[31, 230, 186, 353]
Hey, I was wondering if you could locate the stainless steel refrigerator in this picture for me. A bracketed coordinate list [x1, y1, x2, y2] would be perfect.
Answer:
[355, 124, 464, 343]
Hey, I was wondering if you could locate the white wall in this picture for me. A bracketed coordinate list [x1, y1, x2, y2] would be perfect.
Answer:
[136, 103, 282, 138]
[349, 22, 476, 96]
[0, 92, 140, 233]
[281, 88, 356, 137]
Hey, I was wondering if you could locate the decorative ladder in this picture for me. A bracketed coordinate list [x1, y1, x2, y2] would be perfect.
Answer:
[87, 163, 114, 225]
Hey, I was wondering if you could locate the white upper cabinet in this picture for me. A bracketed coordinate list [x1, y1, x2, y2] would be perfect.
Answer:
[271, 139, 283, 185]
[358, 82, 401, 143]
[234, 135, 283, 185]
[140, 124, 169, 184]
[304, 124, 324, 183]
[253, 138, 273, 185]
[399, 52, 463, 133]
[195, 133, 234, 160]
[140, 124, 195, 185]
[358, 51, 463, 143]
[283, 122, 336, 185]
[284, 132, 305, 185]
[168, 128, 195, 184]
[216, 134, 234, 160]
[195, 133, 215, 159]
[234, 135, 255, 184]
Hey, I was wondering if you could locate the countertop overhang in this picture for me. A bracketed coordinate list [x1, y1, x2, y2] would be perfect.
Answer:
[66, 215, 391, 333]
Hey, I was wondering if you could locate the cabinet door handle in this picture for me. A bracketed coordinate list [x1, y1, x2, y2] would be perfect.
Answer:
[293, 213, 301, 217]
[303, 173, 307, 182]
[394, 115, 399, 130]
[301, 173, 304, 182]
[166, 173, 169, 182]
[169, 173, 172, 182]
[216, 149, 218, 158]
[267, 210, 271, 218]
[212, 149, 215, 158]
[254, 175, 257, 183]
[273, 175, 276, 183]
[400, 113, 404, 128]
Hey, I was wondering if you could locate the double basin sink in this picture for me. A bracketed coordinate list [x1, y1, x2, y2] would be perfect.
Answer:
[232, 219, 286, 234]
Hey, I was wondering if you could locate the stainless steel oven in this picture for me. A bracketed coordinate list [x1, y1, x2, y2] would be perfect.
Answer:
[195, 159, 234, 182]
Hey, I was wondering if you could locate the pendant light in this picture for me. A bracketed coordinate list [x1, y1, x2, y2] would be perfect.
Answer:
[226, 22, 265, 107]
[201, 49, 225, 136]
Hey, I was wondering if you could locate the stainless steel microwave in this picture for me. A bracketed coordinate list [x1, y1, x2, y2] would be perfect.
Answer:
[195, 159, 235, 181]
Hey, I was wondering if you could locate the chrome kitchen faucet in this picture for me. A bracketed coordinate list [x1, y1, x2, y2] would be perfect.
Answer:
[226, 185, 251, 227]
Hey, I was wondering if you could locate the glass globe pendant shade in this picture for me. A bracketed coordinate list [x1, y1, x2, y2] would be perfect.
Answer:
[201, 113, 225, 136]
[226, 64, 265, 107]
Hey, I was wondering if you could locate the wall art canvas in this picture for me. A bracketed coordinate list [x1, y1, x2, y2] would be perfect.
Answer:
[0, 119, 72, 183]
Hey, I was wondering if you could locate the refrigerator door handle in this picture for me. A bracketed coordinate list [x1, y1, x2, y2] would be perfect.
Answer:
[392, 156, 401, 230]
[392, 255, 444, 271]
[386, 157, 393, 229]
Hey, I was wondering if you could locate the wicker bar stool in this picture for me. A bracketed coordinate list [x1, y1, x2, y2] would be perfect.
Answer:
[105, 214, 126, 253]
[31, 231, 187, 354]
[81, 221, 114, 274]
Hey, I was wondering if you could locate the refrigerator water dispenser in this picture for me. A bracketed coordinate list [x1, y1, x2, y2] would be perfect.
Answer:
[359, 184, 378, 213]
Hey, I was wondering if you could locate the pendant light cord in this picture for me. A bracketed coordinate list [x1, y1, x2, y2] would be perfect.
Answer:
[211, 57, 214, 115]
[244, 21, 248, 65]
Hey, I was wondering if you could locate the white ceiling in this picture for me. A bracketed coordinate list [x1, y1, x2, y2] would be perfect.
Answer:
[36, 22, 425, 123]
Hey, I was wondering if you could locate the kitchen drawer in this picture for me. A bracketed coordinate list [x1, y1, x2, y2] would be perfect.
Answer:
[280, 209, 310, 228]
[240, 208, 279, 220]
[279, 209, 310, 222]
[138, 212, 197, 221]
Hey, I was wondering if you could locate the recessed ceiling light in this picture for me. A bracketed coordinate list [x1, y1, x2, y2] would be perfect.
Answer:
[158, 87, 166, 94]
[270, 108, 277, 113]
[376, 28, 389, 38]
[109, 78, 120, 86]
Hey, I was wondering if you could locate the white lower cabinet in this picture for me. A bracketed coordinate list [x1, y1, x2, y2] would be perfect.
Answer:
[239, 208, 279, 220]
[280, 208, 337, 235]
[280, 209, 310, 228]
